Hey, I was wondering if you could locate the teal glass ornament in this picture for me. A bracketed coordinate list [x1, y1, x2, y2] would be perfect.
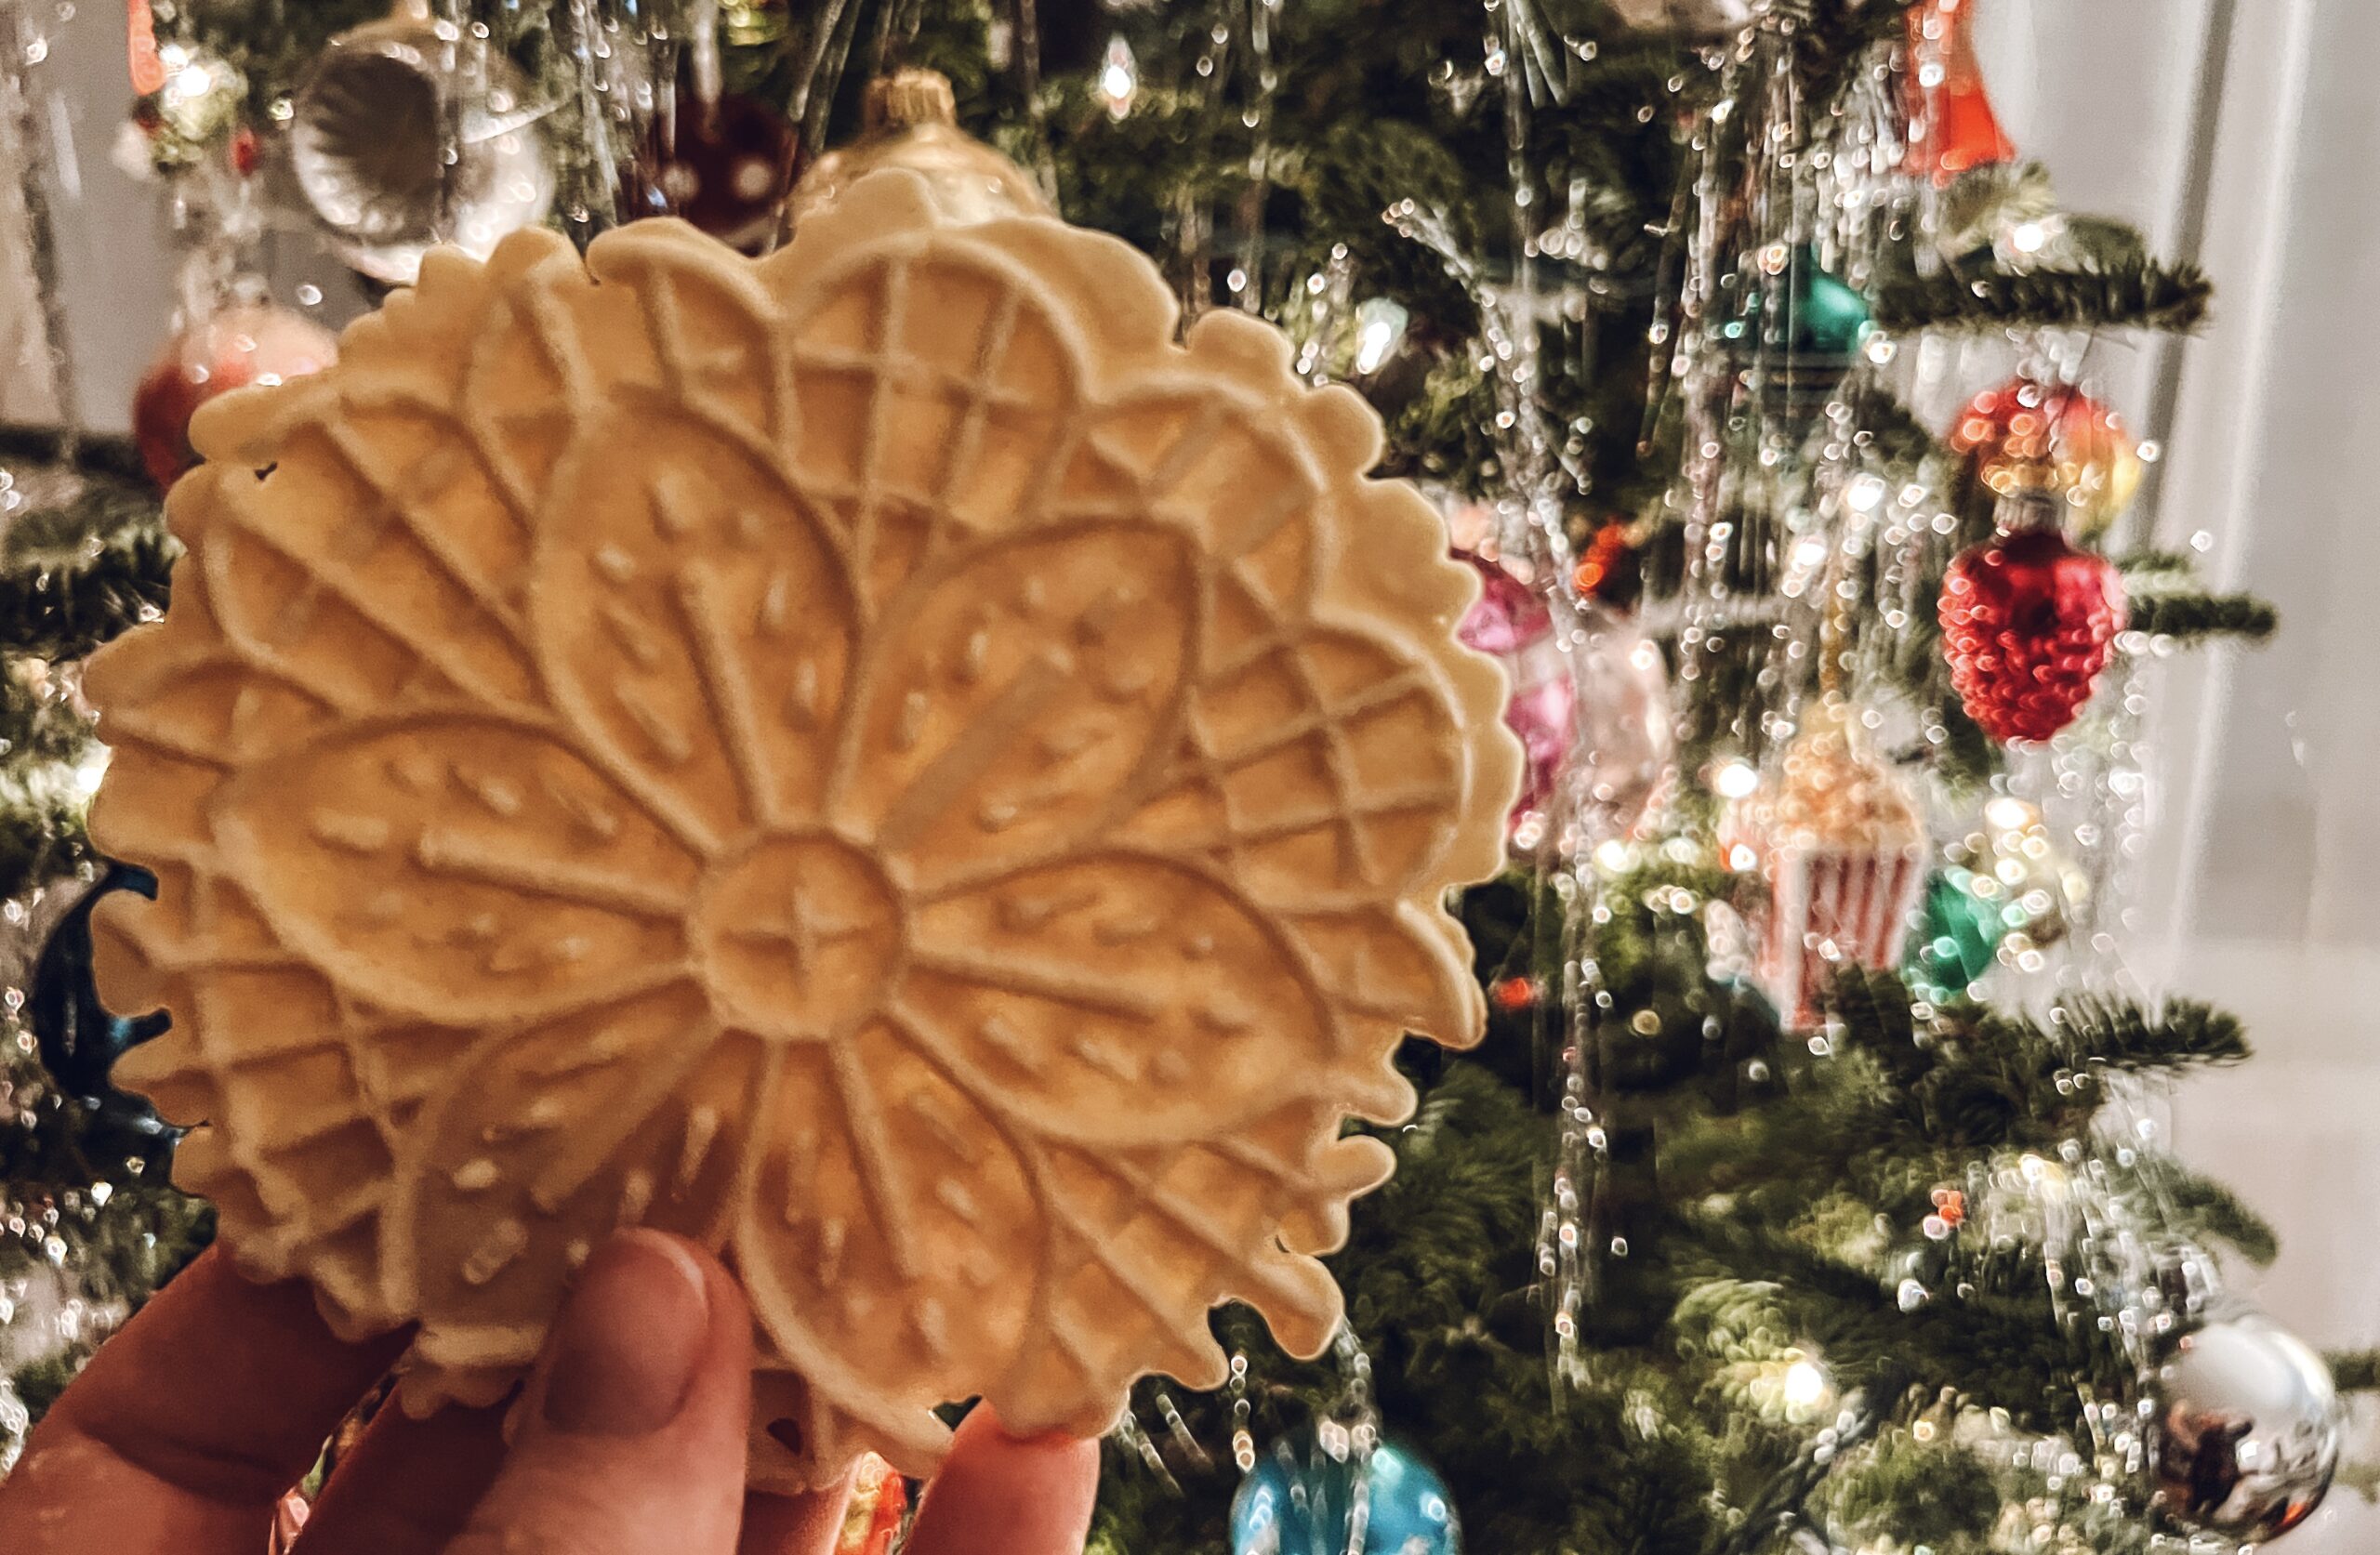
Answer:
[1797, 264, 1873, 356]
[1230, 1431, 1460, 1555]
[1903, 868, 2006, 1002]
[1734, 245, 1873, 360]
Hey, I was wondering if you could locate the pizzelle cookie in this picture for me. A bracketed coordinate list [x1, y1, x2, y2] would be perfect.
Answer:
[85, 171, 1522, 1491]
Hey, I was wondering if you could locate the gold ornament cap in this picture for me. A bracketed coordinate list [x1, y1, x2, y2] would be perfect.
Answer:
[786, 68, 1050, 233]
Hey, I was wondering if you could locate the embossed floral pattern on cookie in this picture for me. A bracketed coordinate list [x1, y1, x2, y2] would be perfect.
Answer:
[85, 173, 1520, 1491]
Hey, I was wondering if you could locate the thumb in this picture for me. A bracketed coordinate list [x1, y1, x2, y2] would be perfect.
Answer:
[449, 1230, 752, 1555]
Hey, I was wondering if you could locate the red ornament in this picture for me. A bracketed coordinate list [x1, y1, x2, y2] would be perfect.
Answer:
[622, 92, 798, 252]
[229, 125, 264, 178]
[1940, 527, 2125, 744]
[1950, 377, 2144, 539]
[1490, 975, 1539, 1012]
[131, 304, 339, 491]
[1570, 523, 1639, 609]
[838, 1452, 907, 1555]
[1902, 0, 2017, 185]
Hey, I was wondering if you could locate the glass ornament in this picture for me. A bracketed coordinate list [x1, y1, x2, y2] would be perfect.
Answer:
[1230, 1430, 1460, 1555]
[1940, 493, 2126, 745]
[1902, 0, 2018, 185]
[1903, 868, 2003, 1002]
[1950, 377, 2145, 540]
[1456, 552, 1574, 836]
[131, 303, 339, 490]
[1724, 703, 1927, 1029]
[2152, 1311, 2344, 1541]
[288, 5, 554, 284]
[622, 91, 798, 253]
[786, 69, 1050, 234]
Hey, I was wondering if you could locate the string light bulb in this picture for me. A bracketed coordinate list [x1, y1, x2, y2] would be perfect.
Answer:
[1099, 35, 1139, 120]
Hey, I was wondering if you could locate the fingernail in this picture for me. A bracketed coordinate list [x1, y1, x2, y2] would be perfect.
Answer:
[541, 1229, 712, 1436]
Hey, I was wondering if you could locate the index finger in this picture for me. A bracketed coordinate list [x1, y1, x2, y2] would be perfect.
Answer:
[0, 1246, 408, 1554]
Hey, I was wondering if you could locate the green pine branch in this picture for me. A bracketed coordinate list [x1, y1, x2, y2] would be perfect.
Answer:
[2326, 1350, 2380, 1393]
[0, 478, 178, 663]
[1871, 258, 2213, 334]
[2125, 590, 2280, 643]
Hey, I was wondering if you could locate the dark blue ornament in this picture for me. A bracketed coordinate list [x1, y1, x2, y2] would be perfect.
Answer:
[1229, 1430, 1459, 1555]
[31, 862, 179, 1167]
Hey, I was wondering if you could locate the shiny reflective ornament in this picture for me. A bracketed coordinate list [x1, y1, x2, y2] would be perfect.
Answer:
[1456, 552, 1574, 837]
[786, 69, 1050, 233]
[1568, 606, 1674, 851]
[1725, 702, 1926, 1029]
[623, 92, 797, 252]
[1904, 796, 2087, 999]
[1940, 494, 2126, 745]
[2152, 1311, 2343, 1541]
[1903, 867, 2002, 1002]
[1729, 248, 1871, 439]
[131, 304, 340, 490]
[1902, 0, 2018, 185]
[1604, 0, 1755, 35]
[289, 1, 554, 284]
[1230, 1430, 1460, 1555]
[1951, 377, 2145, 539]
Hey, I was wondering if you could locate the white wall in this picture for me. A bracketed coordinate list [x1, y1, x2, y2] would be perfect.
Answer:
[1987, 4, 2380, 1548]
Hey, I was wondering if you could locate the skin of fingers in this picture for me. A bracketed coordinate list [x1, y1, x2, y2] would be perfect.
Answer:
[0, 1246, 408, 1555]
[903, 1404, 1102, 1555]
[736, 1473, 858, 1555]
[439, 1230, 753, 1555]
[289, 1401, 509, 1555]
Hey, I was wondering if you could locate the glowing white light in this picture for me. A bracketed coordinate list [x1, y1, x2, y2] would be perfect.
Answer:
[1783, 1358, 1830, 1412]
[1846, 471, 1887, 513]
[1098, 35, 1138, 119]
[73, 747, 111, 798]
[1983, 796, 2034, 832]
[1713, 759, 1760, 800]
[2008, 220, 2047, 255]
[1353, 297, 1409, 376]
[168, 62, 216, 102]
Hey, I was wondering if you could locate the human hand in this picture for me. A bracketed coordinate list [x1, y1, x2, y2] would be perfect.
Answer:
[0, 1230, 1100, 1554]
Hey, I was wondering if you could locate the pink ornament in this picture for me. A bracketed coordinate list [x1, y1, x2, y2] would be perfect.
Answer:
[1457, 551, 1573, 832]
[1456, 553, 1673, 848]
[1457, 551, 1554, 657]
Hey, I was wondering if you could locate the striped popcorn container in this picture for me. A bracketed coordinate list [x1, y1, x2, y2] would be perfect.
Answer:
[1726, 704, 1927, 1029]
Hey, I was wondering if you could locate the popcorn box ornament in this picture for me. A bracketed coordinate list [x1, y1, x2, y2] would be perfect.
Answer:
[84, 173, 1521, 1493]
[1726, 709, 1925, 1028]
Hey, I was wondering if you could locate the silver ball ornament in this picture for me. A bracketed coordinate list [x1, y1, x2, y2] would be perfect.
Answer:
[289, 7, 553, 285]
[2151, 1311, 2343, 1541]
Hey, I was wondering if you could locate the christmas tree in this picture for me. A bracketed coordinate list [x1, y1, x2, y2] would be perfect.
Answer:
[0, 0, 2363, 1549]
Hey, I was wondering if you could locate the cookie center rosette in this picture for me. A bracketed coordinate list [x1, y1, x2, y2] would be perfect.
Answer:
[82, 172, 1519, 1490]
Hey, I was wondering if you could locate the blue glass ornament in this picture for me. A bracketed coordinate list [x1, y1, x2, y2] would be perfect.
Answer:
[1229, 1430, 1459, 1555]
[30, 861, 179, 1167]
